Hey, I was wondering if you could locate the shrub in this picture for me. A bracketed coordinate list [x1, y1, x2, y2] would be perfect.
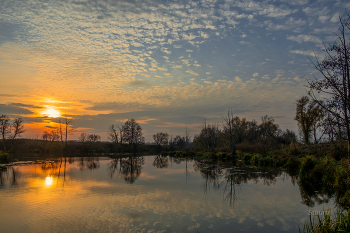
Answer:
[299, 156, 317, 180]
[251, 154, 261, 166]
[243, 153, 253, 164]
[216, 152, 227, 159]
[259, 156, 273, 167]
[289, 141, 300, 155]
[0, 152, 9, 163]
[284, 157, 300, 170]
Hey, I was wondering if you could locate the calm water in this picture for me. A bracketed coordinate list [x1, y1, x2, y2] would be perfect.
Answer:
[0, 155, 335, 233]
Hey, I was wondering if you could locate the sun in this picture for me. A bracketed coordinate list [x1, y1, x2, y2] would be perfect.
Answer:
[42, 106, 61, 118]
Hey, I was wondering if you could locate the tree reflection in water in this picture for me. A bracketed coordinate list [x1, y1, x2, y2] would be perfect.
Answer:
[153, 155, 169, 169]
[161, 157, 291, 208]
[297, 178, 333, 208]
[78, 157, 100, 170]
[108, 156, 145, 184]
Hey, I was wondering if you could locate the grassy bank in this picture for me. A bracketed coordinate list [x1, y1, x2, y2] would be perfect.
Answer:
[299, 209, 350, 233]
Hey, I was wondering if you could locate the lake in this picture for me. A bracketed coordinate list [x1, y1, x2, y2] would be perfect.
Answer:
[0, 155, 335, 233]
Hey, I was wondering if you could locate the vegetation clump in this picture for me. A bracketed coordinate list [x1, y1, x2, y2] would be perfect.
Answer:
[299, 209, 350, 233]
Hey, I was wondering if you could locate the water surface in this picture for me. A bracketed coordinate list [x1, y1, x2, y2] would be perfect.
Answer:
[0, 155, 335, 233]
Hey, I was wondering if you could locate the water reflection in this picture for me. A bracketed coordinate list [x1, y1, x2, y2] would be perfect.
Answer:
[78, 157, 100, 170]
[0, 155, 339, 233]
[108, 156, 145, 184]
[153, 155, 169, 169]
[45, 176, 53, 186]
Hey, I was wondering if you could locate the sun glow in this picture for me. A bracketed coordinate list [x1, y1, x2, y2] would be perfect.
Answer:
[42, 106, 61, 118]
[45, 176, 53, 186]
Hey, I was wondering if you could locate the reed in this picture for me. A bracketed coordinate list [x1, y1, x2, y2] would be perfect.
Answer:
[299, 209, 350, 233]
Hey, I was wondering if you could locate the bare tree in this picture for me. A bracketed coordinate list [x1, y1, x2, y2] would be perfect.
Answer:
[11, 118, 25, 139]
[51, 130, 60, 141]
[108, 124, 119, 144]
[63, 117, 73, 146]
[42, 130, 59, 141]
[0, 115, 11, 144]
[294, 97, 323, 144]
[222, 111, 238, 155]
[195, 119, 221, 151]
[259, 115, 279, 139]
[306, 13, 350, 158]
[153, 132, 169, 146]
[78, 132, 88, 143]
[56, 118, 64, 144]
[42, 131, 50, 141]
[185, 127, 191, 146]
[173, 135, 186, 149]
[122, 119, 144, 148]
[87, 134, 101, 143]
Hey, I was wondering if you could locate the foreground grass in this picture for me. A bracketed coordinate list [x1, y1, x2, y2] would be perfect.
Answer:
[299, 209, 350, 233]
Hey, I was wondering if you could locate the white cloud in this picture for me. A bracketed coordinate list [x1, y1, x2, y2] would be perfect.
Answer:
[287, 34, 322, 44]
[186, 70, 199, 76]
[289, 50, 324, 57]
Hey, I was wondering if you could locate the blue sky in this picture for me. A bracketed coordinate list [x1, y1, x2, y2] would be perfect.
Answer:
[0, 0, 349, 141]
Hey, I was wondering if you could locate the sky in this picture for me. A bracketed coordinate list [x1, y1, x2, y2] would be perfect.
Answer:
[0, 0, 349, 142]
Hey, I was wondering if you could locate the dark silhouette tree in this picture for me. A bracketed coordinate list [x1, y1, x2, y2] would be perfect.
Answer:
[108, 124, 119, 144]
[306, 13, 350, 157]
[0, 115, 11, 144]
[87, 134, 101, 142]
[295, 96, 324, 144]
[153, 132, 169, 146]
[11, 118, 25, 139]
[122, 119, 144, 150]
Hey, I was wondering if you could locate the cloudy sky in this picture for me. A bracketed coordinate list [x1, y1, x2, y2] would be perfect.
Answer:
[0, 0, 348, 141]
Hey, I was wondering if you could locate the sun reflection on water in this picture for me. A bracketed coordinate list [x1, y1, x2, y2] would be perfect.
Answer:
[45, 176, 53, 186]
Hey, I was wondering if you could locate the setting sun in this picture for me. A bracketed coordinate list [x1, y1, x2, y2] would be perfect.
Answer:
[41, 106, 61, 118]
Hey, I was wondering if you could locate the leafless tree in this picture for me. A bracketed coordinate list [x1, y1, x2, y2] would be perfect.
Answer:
[42, 130, 59, 141]
[122, 119, 144, 148]
[87, 134, 101, 143]
[259, 115, 279, 139]
[185, 127, 191, 146]
[294, 97, 324, 144]
[78, 132, 88, 143]
[42, 131, 50, 141]
[194, 119, 221, 151]
[62, 117, 73, 146]
[108, 124, 119, 144]
[11, 118, 25, 139]
[56, 118, 64, 144]
[306, 13, 350, 158]
[173, 135, 186, 149]
[153, 132, 169, 146]
[222, 111, 238, 155]
[0, 115, 11, 144]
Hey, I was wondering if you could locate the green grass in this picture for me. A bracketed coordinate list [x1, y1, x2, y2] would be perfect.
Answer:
[299, 209, 350, 233]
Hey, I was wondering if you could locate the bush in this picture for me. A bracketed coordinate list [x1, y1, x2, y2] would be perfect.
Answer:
[243, 153, 253, 164]
[299, 156, 317, 180]
[284, 157, 300, 170]
[0, 152, 9, 163]
[216, 152, 227, 159]
[289, 141, 300, 155]
[259, 156, 273, 167]
[251, 154, 261, 166]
